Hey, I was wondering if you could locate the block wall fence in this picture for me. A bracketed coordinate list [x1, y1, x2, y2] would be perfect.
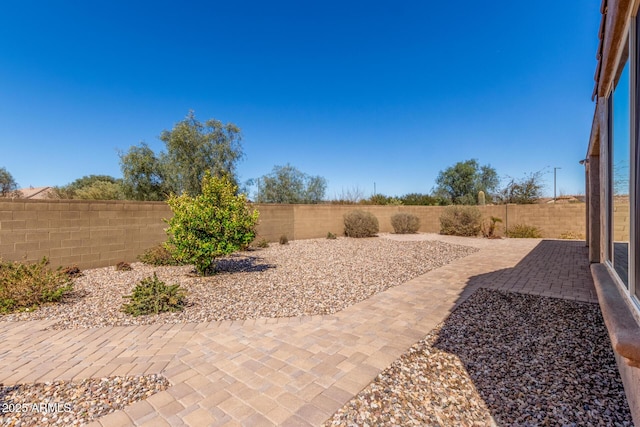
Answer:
[0, 199, 608, 270]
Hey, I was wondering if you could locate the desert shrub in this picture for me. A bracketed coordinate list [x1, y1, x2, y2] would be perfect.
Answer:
[255, 238, 269, 248]
[166, 172, 259, 275]
[61, 265, 83, 278]
[115, 261, 132, 271]
[344, 210, 379, 238]
[0, 258, 73, 313]
[506, 224, 543, 238]
[138, 244, 182, 266]
[439, 206, 482, 237]
[558, 231, 585, 240]
[481, 216, 503, 239]
[327, 231, 337, 239]
[279, 234, 289, 245]
[121, 273, 186, 316]
[390, 212, 421, 234]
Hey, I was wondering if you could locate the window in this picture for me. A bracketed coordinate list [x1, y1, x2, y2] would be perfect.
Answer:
[611, 59, 630, 288]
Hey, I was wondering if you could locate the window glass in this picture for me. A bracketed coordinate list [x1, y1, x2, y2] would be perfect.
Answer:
[612, 61, 630, 287]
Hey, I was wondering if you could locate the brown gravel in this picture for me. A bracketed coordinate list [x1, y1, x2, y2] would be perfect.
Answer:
[324, 288, 632, 426]
[0, 375, 169, 426]
[0, 237, 477, 329]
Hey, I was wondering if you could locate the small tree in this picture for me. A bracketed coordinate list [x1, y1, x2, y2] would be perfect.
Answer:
[0, 167, 19, 197]
[434, 159, 499, 205]
[165, 171, 259, 275]
[48, 175, 124, 200]
[252, 164, 327, 203]
[119, 142, 167, 201]
[498, 171, 545, 204]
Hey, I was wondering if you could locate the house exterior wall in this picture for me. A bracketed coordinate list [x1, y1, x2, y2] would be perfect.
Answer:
[586, 0, 640, 423]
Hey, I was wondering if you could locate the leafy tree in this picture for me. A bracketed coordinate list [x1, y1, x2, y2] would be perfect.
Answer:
[0, 167, 19, 197]
[119, 111, 244, 199]
[498, 171, 545, 204]
[253, 164, 327, 203]
[165, 171, 259, 275]
[434, 159, 499, 205]
[74, 180, 125, 200]
[119, 143, 167, 201]
[48, 175, 124, 200]
[161, 111, 243, 196]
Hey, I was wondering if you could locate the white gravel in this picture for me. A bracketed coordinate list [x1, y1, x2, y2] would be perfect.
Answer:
[0, 236, 478, 329]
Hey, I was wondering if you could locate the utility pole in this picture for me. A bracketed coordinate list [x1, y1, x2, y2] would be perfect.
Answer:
[554, 167, 561, 203]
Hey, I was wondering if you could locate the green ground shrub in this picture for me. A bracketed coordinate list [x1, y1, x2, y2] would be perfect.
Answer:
[390, 212, 421, 234]
[439, 206, 482, 237]
[166, 172, 259, 275]
[122, 273, 186, 316]
[138, 244, 182, 266]
[0, 258, 73, 313]
[326, 232, 337, 239]
[279, 234, 289, 245]
[344, 210, 379, 238]
[506, 224, 543, 238]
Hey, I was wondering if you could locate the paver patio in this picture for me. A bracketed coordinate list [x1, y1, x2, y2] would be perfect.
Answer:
[0, 235, 598, 426]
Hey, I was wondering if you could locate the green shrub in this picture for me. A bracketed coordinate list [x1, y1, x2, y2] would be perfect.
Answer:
[327, 231, 337, 239]
[279, 234, 289, 245]
[166, 172, 259, 275]
[344, 210, 379, 238]
[506, 224, 542, 238]
[122, 273, 186, 316]
[138, 244, 182, 266]
[115, 261, 132, 271]
[399, 193, 438, 206]
[0, 258, 73, 313]
[390, 212, 421, 234]
[363, 194, 403, 205]
[439, 206, 482, 237]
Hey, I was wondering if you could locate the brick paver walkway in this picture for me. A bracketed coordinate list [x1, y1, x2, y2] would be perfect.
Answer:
[0, 236, 597, 426]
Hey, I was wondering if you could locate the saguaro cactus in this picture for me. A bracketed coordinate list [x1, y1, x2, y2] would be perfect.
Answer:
[478, 190, 486, 206]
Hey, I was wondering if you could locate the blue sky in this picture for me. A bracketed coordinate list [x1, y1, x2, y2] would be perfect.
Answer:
[0, 1, 600, 199]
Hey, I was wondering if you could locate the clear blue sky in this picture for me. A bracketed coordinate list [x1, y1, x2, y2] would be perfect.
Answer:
[0, 1, 600, 199]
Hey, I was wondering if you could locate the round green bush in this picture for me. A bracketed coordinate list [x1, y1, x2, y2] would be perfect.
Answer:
[391, 212, 421, 234]
[344, 210, 379, 238]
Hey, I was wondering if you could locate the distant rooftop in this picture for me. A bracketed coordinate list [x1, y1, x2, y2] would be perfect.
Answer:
[17, 186, 53, 199]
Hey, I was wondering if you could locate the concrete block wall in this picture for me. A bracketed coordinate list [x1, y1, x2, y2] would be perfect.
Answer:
[0, 199, 171, 269]
[1, 200, 592, 270]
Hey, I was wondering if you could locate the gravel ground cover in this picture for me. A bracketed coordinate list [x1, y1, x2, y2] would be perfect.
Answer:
[0, 374, 169, 426]
[0, 237, 477, 329]
[324, 288, 632, 426]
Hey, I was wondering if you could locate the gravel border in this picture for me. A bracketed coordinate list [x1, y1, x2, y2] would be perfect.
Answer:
[0, 237, 478, 329]
[324, 288, 632, 426]
[0, 375, 169, 427]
